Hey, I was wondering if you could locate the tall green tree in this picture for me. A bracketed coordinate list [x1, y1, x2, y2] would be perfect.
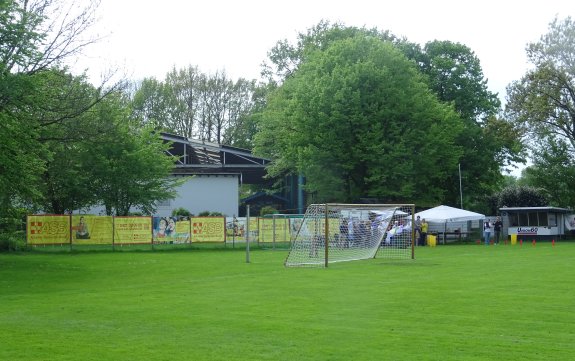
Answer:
[132, 67, 257, 145]
[261, 20, 399, 86]
[419, 41, 501, 121]
[261, 22, 521, 209]
[82, 93, 182, 216]
[520, 139, 575, 208]
[0, 0, 102, 214]
[407, 40, 522, 209]
[33, 69, 115, 213]
[131, 77, 171, 129]
[506, 16, 575, 205]
[496, 185, 549, 209]
[255, 35, 463, 204]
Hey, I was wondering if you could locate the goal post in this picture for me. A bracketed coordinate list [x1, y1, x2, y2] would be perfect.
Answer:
[284, 203, 415, 267]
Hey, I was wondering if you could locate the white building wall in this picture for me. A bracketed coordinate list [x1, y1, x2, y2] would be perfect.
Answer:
[155, 174, 239, 217]
[78, 174, 239, 217]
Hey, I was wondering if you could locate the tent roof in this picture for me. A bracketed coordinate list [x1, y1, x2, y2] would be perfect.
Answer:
[414, 205, 484, 223]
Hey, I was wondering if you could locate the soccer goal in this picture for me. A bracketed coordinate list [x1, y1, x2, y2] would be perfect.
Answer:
[284, 203, 415, 267]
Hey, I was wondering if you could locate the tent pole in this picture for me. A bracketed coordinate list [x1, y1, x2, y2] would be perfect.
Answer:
[444, 221, 447, 245]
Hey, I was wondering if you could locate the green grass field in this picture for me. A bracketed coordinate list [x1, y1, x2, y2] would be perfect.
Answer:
[1, 243, 574, 360]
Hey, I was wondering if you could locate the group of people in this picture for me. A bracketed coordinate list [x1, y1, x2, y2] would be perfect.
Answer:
[337, 213, 506, 248]
[416, 215, 506, 246]
[483, 216, 503, 245]
[339, 217, 372, 248]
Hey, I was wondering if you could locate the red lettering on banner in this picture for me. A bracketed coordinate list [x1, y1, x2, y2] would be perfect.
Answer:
[30, 221, 43, 234]
[193, 222, 203, 234]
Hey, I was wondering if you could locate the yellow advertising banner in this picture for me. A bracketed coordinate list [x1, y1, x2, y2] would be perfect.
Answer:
[71, 215, 113, 245]
[175, 220, 191, 243]
[259, 218, 289, 243]
[299, 218, 339, 238]
[191, 217, 225, 242]
[27, 215, 70, 245]
[114, 217, 152, 244]
[248, 218, 259, 241]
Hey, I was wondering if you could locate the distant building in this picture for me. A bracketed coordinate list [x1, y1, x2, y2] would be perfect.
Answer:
[161, 133, 305, 217]
[499, 206, 571, 240]
[78, 133, 304, 217]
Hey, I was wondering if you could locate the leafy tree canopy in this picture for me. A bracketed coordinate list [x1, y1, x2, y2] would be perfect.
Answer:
[496, 185, 549, 209]
[255, 35, 463, 205]
[506, 16, 575, 207]
[520, 139, 575, 208]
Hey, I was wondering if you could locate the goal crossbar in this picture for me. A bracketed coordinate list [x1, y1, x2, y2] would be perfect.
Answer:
[285, 203, 415, 267]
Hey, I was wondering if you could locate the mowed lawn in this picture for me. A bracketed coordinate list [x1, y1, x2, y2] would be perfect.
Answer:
[1, 243, 574, 361]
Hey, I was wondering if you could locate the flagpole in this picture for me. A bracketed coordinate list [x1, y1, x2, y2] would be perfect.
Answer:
[459, 163, 463, 209]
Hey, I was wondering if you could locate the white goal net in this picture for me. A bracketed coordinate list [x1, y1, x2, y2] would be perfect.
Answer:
[285, 204, 415, 267]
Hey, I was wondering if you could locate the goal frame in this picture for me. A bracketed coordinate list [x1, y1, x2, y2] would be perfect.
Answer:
[286, 203, 416, 267]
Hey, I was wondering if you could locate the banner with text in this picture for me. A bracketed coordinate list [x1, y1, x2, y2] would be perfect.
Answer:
[27, 215, 70, 245]
[259, 217, 289, 243]
[114, 217, 152, 244]
[192, 217, 225, 242]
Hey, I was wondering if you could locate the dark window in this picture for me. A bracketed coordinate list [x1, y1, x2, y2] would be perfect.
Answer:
[548, 213, 557, 227]
[510, 213, 519, 226]
[538, 212, 548, 226]
[519, 213, 529, 226]
[528, 212, 538, 226]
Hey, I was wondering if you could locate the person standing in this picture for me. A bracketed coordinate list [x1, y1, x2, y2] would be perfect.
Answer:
[420, 218, 428, 246]
[414, 215, 422, 244]
[483, 219, 492, 245]
[493, 216, 503, 245]
[347, 217, 354, 247]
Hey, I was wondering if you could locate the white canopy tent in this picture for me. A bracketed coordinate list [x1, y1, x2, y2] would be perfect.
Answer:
[413, 205, 485, 244]
[414, 205, 485, 223]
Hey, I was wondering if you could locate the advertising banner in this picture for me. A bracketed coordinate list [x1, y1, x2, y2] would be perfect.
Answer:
[192, 217, 225, 242]
[259, 217, 289, 243]
[114, 217, 152, 244]
[153, 216, 177, 244]
[27, 215, 70, 245]
[175, 219, 191, 243]
[248, 218, 259, 241]
[71, 215, 113, 244]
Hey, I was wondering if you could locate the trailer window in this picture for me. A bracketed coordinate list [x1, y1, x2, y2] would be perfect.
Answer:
[548, 213, 557, 227]
[537, 212, 548, 226]
[519, 213, 529, 226]
[509, 213, 518, 226]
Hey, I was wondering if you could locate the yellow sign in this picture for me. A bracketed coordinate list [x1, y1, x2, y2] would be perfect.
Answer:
[175, 220, 191, 243]
[27, 215, 70, 245]
[259, 217, 289, 243]
[71, 215, 113, 244]
[114, 217, 152, 244]
[192, 217, 225, 242]
[248, 218, 259, 241]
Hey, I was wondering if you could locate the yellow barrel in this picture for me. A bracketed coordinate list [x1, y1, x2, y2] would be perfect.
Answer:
[427, 234, 437, 247]
[510, 234, 517, 245]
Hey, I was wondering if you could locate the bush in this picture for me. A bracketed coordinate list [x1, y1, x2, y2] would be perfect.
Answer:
[260, 206, 278, 217]
[172, 207, 192, 218]
[0, 231, 27, 252]
[198, 211, 224, 217]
